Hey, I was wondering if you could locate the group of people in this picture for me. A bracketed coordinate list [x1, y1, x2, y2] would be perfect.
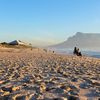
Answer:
[73, 47, 82, 56]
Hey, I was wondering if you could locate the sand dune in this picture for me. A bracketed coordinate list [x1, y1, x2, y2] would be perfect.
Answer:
[0, 47, 100, 100]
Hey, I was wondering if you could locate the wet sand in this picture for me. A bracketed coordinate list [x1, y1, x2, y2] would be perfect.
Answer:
[0, 47, 100, 100]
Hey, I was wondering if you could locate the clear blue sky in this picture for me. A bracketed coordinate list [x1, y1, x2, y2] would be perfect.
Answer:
[0, 0, 100, 46]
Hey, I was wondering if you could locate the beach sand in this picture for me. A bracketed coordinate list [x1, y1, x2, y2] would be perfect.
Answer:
[0, 47, 100, 100]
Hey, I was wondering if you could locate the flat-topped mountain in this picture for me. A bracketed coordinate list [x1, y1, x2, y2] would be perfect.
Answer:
[49, 32, 100, 50]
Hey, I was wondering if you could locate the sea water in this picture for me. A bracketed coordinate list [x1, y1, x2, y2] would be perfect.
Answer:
[49, 48, 100, 58]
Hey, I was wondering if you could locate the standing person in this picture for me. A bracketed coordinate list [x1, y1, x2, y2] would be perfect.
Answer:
[73, 47, 78, 55]
[77, 48, 82, 56]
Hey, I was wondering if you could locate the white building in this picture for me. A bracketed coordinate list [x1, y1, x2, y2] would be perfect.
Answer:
[9, 40, 29, 46]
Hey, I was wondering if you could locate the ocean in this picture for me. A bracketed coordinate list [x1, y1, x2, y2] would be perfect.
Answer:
[50, 48, 100, 58]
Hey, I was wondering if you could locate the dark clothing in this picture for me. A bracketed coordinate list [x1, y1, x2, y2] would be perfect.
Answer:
[73, 47, 82, 56]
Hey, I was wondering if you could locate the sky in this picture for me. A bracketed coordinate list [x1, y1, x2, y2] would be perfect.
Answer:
[0, 0, 100, 46]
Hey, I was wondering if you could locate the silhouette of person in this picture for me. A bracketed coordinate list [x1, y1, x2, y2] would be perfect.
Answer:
[73, 47, 82, 56]
[73, 47, 78, 55]
[77, 48, 82, 56]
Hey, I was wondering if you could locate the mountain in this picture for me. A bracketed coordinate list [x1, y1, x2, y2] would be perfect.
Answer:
[49, 32, 100, 50]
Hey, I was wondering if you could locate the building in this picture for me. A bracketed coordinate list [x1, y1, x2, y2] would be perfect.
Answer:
[9, 40, 29, 46]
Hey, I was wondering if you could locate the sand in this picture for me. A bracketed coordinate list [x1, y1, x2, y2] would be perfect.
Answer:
[0, 47, 100, 100]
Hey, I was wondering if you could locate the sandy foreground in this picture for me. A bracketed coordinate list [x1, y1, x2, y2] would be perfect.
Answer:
[0, 47, 100, 100]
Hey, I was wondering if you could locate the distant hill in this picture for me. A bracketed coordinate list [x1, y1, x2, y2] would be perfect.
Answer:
[49, 32, 100, 50]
